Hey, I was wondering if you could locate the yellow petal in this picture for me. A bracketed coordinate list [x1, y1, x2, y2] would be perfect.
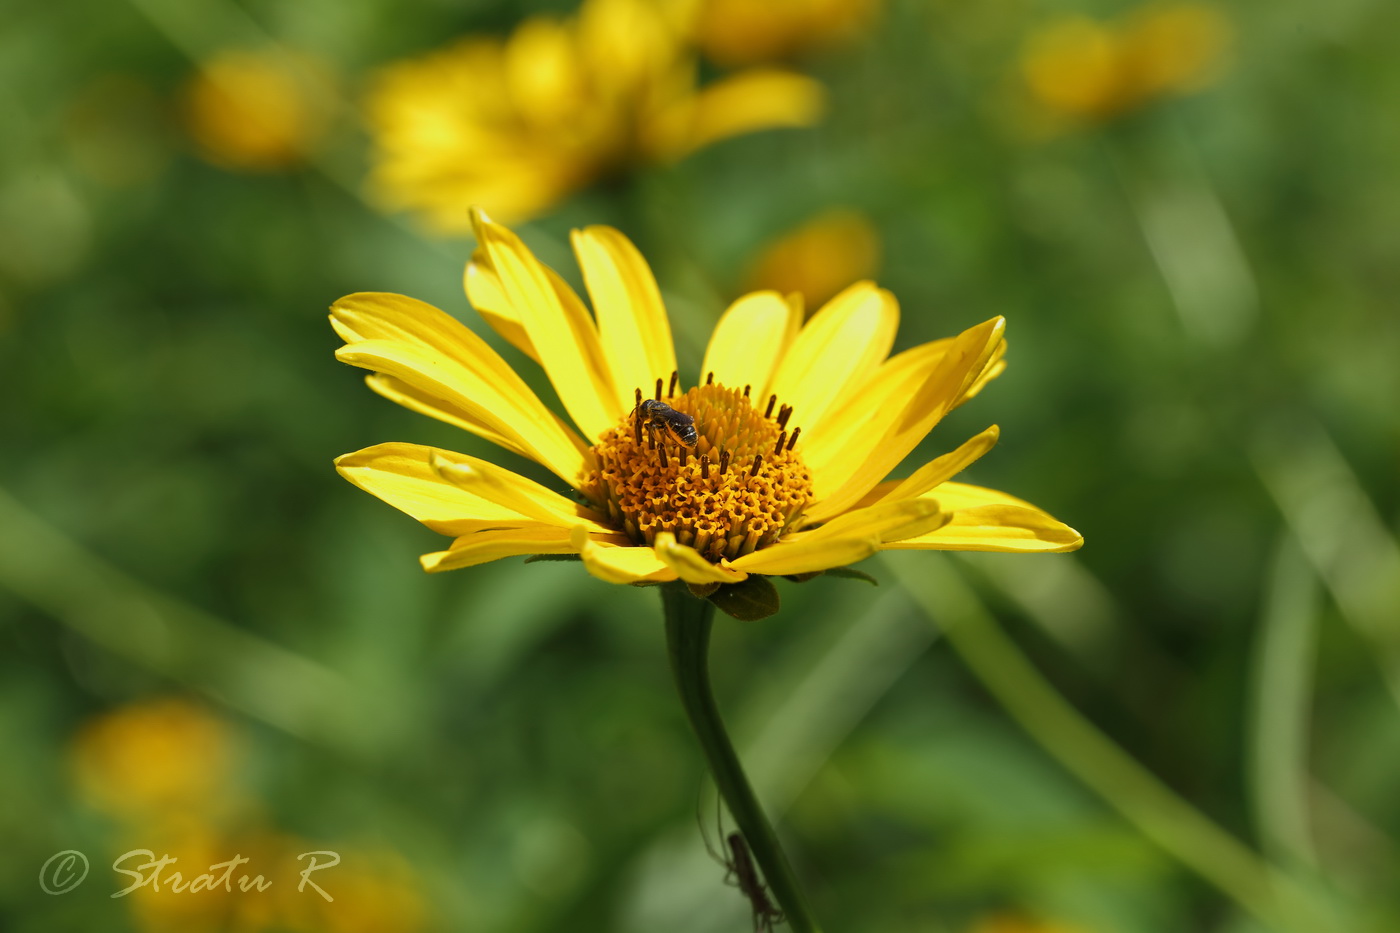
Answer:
[730, 499, 949, 576]
[866, 426, 1002, 508]
[331, 292, 590, 484]
[337, 443, 534, 535]
[801, 338, 954, 500]
[957, 338, 1007, 407]
[572, 225, 678, 412]
[766, 281, 898, 435]
[365, 373, 520, 455]
[471, 212, 621, 440]
[802, 317, 1005, 522]
[571, 525, 678, 584]
[464, 249, 540, 363]
[882, 482, 1083, 553]
[426, 450, 609, 529]
[422, 524, 579, 573]
[645, 69, 826, 161]
[699, 291, 801, 400]
[653, 532, 748, 584]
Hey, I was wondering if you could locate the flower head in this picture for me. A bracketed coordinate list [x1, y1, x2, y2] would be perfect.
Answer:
[332, 213, 1080, 615]
[1019, 2, 1231, 127]
[743, 209, 881, 311]
[69, 697, 240, 819]
[365, 0, 825, 230]
[181, 49, 332, 171]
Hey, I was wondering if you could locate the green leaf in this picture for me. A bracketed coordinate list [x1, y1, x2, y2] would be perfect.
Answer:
[707, 576, 780, 621]
[523, 554, 583, 563]
[824, 566, 879, 586]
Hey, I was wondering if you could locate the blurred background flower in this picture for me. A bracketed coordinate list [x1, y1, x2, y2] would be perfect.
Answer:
[69, 697, 243, 822]
[181, 48, 335, 172]
[685, 0, 882, 66]
[365, 0, 824, 231]
[1017, 2, 1231, 129]
[742, 208, 881, 311]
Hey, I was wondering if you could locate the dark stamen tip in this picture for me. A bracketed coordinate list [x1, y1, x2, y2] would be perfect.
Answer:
[773, 432, 786, 456]
[787, 427, 801, 451]
[654, 377, 663, 400]
[743, 384, 751, 398]
[749, 454, 762, 477]
[764, 395, 776, 418]
[705, 371, 714, 385]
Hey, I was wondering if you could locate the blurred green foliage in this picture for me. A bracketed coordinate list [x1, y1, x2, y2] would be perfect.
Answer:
[2, 0, 1398, 931]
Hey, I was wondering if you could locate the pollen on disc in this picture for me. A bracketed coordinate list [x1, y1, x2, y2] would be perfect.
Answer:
[583, 383, 812, 562]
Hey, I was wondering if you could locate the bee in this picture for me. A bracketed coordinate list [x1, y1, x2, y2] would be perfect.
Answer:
[637, 399, 698, 450]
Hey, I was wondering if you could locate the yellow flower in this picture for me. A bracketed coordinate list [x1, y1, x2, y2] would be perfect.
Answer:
[686, 0, 882, 66]
[1019, 2, 1230, 125]
[69, 697, 239, 820]
[331, 212, 1080, 606]
[181, 49, 332, 171]
[744, 209, 881, 312]
[365, 0, 825, 231]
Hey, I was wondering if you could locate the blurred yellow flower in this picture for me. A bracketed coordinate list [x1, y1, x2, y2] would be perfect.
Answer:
[181, 49, 332, 171]
[1020, 2, 1231, 125]
[70, 697, 239, 819]
[970, 915, 1095, 933]
[686, 0, 882, 66]
[365, 0, 825, 231]
[744, 209, 881, 311]
[332, 212, 1080, 605]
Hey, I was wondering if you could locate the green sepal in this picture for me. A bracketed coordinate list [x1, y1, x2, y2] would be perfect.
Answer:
[707, 575, 780, 621]
[824, 566, 879, 586]
[523, 553, 583, 563]
[687, 581, 722, 598]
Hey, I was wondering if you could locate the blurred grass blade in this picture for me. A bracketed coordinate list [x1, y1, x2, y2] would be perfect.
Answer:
[0, 485, 361, 750]
[1109, 121, 1258, 349]
[883, 551, 1332, 933]
[739, 587, 932, 815]
[1248, 536, 1321, 872]
[957, 551, 1122, 677]
[1252, 416, 1400, 708]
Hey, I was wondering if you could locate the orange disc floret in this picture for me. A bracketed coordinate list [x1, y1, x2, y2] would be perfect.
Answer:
[585, 381, 812, 562]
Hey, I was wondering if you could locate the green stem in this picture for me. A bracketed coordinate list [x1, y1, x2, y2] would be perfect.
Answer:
[661, 583, 822, 933]
[885, 553, 1332, 933]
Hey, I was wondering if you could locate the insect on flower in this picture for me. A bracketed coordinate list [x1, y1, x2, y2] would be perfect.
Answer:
[637, 395, 699, 451]
[724, 831, 784, 932]
[332, 211, 1084, 594]
[698, 796, 784, 933]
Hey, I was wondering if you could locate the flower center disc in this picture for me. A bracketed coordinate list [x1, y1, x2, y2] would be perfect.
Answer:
[585, 382, 813, 562]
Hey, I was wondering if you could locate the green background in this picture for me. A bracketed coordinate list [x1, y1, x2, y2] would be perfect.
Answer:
[3, 0, 1398, 930]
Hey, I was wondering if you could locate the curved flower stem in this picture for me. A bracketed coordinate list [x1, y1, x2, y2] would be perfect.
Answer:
[661, 583, 822, 933]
